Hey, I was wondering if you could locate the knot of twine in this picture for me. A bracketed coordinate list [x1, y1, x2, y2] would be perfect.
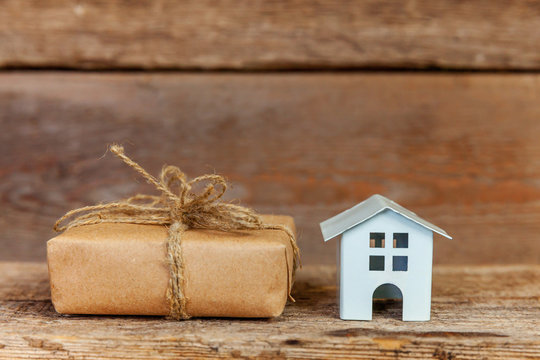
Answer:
[54, 145, 300, 320]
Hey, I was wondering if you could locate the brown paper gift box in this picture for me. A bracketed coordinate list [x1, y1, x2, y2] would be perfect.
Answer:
[47, 215, 295, 318]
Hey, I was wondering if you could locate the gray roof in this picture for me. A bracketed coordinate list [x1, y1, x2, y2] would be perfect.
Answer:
[320, 194, 452, 241]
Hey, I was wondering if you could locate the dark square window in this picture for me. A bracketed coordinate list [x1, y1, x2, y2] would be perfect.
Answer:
[370, 232, 385, 248]
[393, 233, 408, 248]
[393, 256, 408, 271]
[369, 256, 385, 271]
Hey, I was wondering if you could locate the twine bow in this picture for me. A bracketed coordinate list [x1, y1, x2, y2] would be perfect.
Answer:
[54, 144, 300, 319]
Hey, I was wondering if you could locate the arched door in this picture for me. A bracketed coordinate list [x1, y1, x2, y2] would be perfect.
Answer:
[372, 283, 403, 319]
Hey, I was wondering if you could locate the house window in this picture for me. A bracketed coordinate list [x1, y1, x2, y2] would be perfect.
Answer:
[393, 233, 408, 248]
[370, 232, 385, 248]
[393, 256, 408, 271]
[369, 256, 385, 271]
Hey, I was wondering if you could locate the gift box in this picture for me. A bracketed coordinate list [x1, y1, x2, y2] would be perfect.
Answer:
[47, 145, 300, 319]
[47, 215, 295, 318]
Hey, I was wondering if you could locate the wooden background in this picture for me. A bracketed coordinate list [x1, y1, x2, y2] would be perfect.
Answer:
[1, 1, 539, 266]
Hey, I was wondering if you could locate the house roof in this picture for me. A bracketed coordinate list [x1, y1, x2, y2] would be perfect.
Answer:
[320, 194, 452, 241]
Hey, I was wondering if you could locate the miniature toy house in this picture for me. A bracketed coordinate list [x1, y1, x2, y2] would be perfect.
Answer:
[320, 194, 452, 321]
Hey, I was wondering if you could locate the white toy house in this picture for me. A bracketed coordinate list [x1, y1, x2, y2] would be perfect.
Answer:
[320, 194, 452, 321]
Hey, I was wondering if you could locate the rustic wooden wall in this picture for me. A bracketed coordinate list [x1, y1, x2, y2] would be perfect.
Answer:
[1, 1, 539, 265]
[1, 0, 540, 70]
[1, 73, 539, 264]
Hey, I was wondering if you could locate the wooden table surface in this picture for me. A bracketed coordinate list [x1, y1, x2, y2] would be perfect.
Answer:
[1, 262, 539, 359]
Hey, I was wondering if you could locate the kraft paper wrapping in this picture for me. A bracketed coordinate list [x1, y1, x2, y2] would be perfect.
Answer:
[47, 215, 295, 318]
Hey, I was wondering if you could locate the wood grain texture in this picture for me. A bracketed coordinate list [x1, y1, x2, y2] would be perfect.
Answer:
[1, 0, 540, 70]
[0, 262, 539, 359]
[1, 72, 540, 265]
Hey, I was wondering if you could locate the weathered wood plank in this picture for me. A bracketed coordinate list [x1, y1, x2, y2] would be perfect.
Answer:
[1, 0, 540, 70]
[1, 72, 539, 264]
[0, 262, 539, 359]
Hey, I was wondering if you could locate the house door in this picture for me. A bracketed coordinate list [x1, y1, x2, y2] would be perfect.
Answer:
[372, 283, 403, 319]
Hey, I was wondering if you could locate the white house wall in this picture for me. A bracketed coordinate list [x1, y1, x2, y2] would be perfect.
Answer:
[340, 209, 433, 321]
[336, 233, 341, 306]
